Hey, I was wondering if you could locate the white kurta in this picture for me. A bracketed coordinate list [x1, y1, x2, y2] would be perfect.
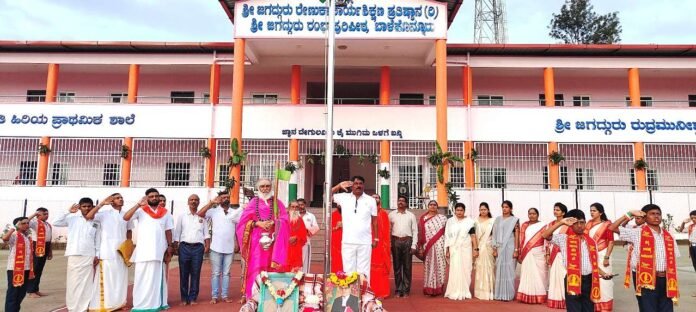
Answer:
[130, 208, 174, 311]
[301, 211, 319, 273]
[444, 217, 475, 300]
[53, 211, 100, 312]
[90, 207, 132, 311]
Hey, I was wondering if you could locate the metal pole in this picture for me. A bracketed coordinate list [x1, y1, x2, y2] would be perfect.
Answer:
[324, 0, 337, 292]
[22, 199, 27, 217]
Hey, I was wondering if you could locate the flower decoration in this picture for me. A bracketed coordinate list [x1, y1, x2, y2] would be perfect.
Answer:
[328, 271, 359, 288]
[260, 271, 304, 307]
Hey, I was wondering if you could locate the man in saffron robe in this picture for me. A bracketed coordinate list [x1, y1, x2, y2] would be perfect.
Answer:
[370, 194, 392, 298]
[236, 178, 290, 300]
[287, 201, 308, 271]
[331, 203, 343, 273]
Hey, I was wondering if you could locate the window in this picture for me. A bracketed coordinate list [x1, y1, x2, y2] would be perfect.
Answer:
[171, 91, 195, 104]
[477, 95, 504, 106]
[58, 92, 75, 103]
[110, 93, 128, 103]
[399, 93, 424, 105]
[17, 161, 38, 185]
[646, 169, 658, 190]
[630, 169, 636, 191]
[251, 93, 278, 104]
[165, 162, 191, 186]
[26, 90, 46, 102]
[625, 96, 653, 107]
[218, 164, 229, 186]
[480, 168, 506, 189]
[428, 95, 436, 105]
[50, 163, 68, 185]
[572, 96, 591, 107]
[560, 166, 569, 189]
[543, 166, 549, 189]
[539, 93, 564, 106]
[450, 167, 465, 188]
[688, 95, 696, 107]
[103, 163, 120, 186]
[575, 168, 594, 190]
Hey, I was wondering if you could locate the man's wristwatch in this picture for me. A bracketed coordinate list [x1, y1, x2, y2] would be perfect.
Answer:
[474, 248, 479, 251]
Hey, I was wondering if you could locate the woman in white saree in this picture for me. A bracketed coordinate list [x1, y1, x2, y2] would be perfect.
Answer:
[515, 207, 548, 304]
[444, 203, 478, 300]
[474, 202, 495, 300]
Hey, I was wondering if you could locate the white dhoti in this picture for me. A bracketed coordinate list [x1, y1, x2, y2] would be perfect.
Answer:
[302, 243, 311, 273]
[89, 259, 128, 311]
[67, 255, 96, 312]
[132, 261, 169, 312]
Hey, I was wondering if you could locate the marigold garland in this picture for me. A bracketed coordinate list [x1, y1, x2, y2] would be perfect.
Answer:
[328, 271, 359, 288]
[261, 271, 304, 307]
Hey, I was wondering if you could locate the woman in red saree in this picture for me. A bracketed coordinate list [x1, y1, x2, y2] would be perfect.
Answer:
[417, 200, 447, 296]
[370, 194, 392, 298]
[330, 204, 343, 273]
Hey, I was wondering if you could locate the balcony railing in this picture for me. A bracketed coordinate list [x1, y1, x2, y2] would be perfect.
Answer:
[1, 95, 694, 107]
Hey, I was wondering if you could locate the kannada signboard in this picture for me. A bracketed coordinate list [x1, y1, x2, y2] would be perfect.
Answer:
[234, 0, 448, 39]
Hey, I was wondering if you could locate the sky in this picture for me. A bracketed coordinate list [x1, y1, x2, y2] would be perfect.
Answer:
[0, 0, 695, 44]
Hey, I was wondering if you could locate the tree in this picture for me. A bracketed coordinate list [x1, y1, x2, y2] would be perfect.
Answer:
[549, 0, 622, 44]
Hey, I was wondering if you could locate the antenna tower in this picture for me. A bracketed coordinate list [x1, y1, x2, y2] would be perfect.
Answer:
[474, 0, 508, 43]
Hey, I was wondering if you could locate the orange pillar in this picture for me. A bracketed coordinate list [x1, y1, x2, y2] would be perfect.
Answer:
[206, 64, 221, 188]
[120, 137, 133, 187]
[289, 65, 301, 201]
[634, 142, 647, 191]
[127, 64, 140, 104]
[548, 142, 560, 190]
[230, 38, 246, 206]
[435, 39, 449, 207]
[36, 137, 51, 187]
[628, 68, 641, 107]
[462, 65, 472, 105]
[38, 64, 59, 186]
[464, 141, 475, 189]
[121, 64, 139, 187]
[544, 67, 555, 107]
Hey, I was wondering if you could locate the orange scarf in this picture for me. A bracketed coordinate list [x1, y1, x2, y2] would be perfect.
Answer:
[35, 221, 47, 257]
[13, 232, 35, 287]
[566, 233, 600, 302]
[624, 243, 633, 288]
[142, 205, 168, 219]
[636, 226, 679, 303]
[586, 220, 611, 251]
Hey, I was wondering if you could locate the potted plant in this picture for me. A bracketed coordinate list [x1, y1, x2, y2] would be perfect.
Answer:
[284, 161, 303, 174]
[548, 151, 565, 165]
[199, 146, 212, 158]
[467, 148, 479, 162]
[377, 168, 390, 180]
[428, 141, 464, 184]
[120, 144, 130, 159]
[228, 138, 247, 167]
[633, 158, 648, 171]
[38, 143, 51, 155]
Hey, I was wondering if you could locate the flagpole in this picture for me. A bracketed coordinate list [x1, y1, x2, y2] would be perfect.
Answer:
[323, 0, 337, 294]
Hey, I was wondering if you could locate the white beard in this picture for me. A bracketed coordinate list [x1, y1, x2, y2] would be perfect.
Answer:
[258, 191, 273, 201]
[290, 211, 301, 222]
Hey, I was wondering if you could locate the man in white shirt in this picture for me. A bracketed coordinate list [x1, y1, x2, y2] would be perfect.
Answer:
[388, 195, 418, 297]
[298, 198, 319, 273]
[85, 193, 133, 311]
[26, 207, 52, 298]
[197, 189, 242, 303]
[2, 216, 33, 312]
[332, 176, 378, 279]
[124, 188, 175, 311]
[173, 194, 210, 306]
[53, 198, 100, 312]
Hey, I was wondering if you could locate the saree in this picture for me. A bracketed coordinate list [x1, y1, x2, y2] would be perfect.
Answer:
[547, 221, 568, 309]
[587, 220, 614, 311]
[474, 217, 495, 300]
[515, 221, 548, 304]
[370, 209, 392, 298]
[492, 215, 519, 301]
[236, 197, 290, 299]
[444, 216, 475, 300]
[417, 213, 447, 296]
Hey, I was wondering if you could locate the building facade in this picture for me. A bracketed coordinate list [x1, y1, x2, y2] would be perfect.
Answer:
[1, 0, 696, 233]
